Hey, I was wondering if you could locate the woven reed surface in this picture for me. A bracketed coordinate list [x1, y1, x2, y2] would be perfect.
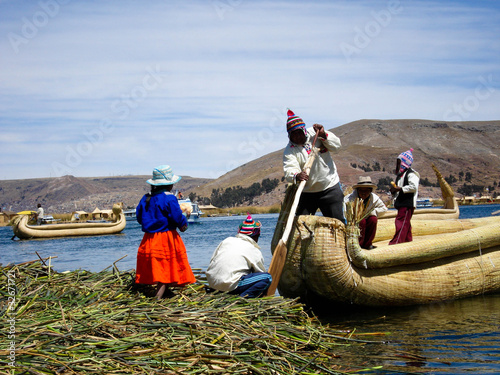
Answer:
[374, 216, 493, 241]
[379, 207, 459, 220]
[278, 215, 349, 301]
[349, 217, 500, 268]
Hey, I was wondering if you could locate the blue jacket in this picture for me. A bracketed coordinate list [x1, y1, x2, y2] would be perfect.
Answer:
[136, 191, 188, 233]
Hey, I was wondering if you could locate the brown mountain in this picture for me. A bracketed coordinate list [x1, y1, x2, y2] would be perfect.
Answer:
[0, 175, 212, 214]
[1, 119, 498, 213]
[190, 119, 500, 205]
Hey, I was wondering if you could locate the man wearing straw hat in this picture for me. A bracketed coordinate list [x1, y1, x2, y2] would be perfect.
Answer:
[283, 109, 345, 222]
[345, 176, 388, 249]
[206, 214, 272, 298]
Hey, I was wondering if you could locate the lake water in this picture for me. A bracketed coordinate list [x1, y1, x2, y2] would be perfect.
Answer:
[1, 204, 499, 374]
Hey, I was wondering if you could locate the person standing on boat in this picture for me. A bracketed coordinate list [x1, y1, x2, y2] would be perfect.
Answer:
[206, 215, 272, 298]
[345, 176, 388, 249]
[283, 109, 345, 222]
[135, 165, 196, 299]
[389, 149, 420, 245]
[36, 203, 44, 225]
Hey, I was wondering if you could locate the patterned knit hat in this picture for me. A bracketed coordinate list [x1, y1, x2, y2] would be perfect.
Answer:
[238, 214, 262, 236]
[286, 109, 306, 133]
[398, 148, 414, 171]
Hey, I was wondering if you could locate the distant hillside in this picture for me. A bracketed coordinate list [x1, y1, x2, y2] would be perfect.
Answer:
[1, 119, 498, 213]
[190, 119, 500, 205]
[0, 175, 212, 213]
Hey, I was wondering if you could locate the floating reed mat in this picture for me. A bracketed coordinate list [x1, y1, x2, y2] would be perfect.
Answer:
[1, 258, 387, 374]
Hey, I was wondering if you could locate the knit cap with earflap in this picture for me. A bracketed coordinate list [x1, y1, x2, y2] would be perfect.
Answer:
[286, 109, 306, 134]
[238, 214, 262, 236]
[398, 148, 414, 172]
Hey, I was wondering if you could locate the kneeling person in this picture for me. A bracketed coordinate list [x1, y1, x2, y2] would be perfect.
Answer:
[345, 176, 388, 249]
[206, 215, 272, 298]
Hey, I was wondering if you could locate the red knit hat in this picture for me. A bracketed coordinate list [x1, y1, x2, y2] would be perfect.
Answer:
[286, 109, 306, 133]
[238, 214, 261, 236]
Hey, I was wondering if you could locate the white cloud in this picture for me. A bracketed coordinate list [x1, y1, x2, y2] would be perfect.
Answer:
[0, 0, 499, 180]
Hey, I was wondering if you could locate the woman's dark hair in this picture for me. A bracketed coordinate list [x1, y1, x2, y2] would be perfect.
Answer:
[145, 185, 173, 210]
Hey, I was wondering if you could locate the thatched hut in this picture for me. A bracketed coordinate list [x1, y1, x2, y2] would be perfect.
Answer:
[91, 208, 102, 220]
[71, 211, 88, 221]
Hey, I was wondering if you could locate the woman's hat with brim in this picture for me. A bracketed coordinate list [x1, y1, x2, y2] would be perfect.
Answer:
[147, 165, 181, 186]
[353, 176, 377, 190]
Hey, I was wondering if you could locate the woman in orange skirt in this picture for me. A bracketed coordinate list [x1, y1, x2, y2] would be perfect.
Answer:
[135, 165, 196, 299]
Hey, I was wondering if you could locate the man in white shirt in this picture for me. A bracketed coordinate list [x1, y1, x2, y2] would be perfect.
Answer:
[283, 109, 344, 222]
[206, 215, 272, 298]
[36, 203, 44, 225]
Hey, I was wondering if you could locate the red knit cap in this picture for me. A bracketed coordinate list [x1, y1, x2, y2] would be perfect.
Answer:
[238, 214, 261, 236]
[286, 109, 306, 133]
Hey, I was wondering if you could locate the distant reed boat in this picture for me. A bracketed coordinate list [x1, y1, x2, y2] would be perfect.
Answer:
[11, 203, 126, 239]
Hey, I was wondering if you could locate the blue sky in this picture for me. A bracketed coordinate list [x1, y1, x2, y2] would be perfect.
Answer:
[1, 0, 499, 180]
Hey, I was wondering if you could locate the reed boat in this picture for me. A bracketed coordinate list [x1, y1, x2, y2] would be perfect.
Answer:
[271, 166, 499, 307]
[11, 203, 126, 239]
[275, 214, 500, 307]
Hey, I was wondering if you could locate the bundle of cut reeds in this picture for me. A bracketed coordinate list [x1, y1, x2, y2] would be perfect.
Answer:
[1, 258, 385, 374]
[345, 198, 377, 244]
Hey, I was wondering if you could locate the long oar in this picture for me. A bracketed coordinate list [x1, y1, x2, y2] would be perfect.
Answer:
[266, 131, 320, 296]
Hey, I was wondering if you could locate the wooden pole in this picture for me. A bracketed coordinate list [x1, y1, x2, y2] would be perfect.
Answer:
[266, 131, 320, 296]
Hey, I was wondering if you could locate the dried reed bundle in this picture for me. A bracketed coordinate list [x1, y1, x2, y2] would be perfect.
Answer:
[345, 198, 377, 227]
[179, 202, 193, 215]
